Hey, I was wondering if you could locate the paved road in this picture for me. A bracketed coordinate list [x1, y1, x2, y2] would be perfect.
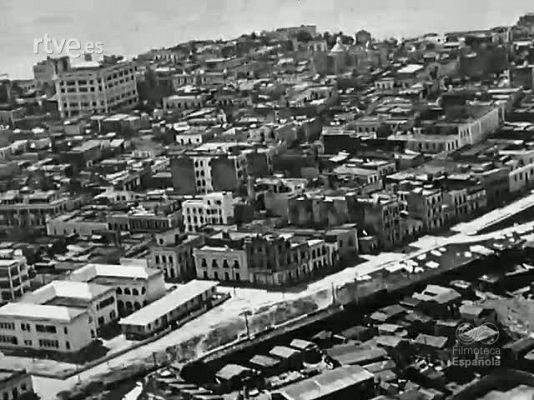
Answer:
[31, 200, 534, 399]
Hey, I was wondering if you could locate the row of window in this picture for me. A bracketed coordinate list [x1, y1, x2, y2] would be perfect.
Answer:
[154, 254, 175, 264]
[116, 287, 146, 296]
[200, 259, 241, 269]
[202, 270, 241, 281]
[0, 322, 14, 330]
[97, 296, 115, 310]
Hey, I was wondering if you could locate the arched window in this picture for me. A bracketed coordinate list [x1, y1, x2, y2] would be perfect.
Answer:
[132, 289, 139, 296]
[12, 388, 18, 399]
[116, 287, 122, 295]
[126, 301, 133, 310]
[212, 259, 218, 268]
[224, 272, 230, 281]
[117, 300, 124, 309]
[124, 288, 131, 295]
[134, 302, 141, 310]
[233, 260, 240, 269]
[223, 260, 229, 269]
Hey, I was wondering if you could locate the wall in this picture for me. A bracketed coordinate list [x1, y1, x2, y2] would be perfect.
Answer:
[170, 156, 196, 195]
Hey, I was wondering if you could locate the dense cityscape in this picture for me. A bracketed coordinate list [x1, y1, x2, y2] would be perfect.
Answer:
[4, 8, 534, 400]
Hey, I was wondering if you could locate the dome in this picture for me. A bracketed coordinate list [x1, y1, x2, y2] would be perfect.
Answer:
[330, 36, 347, 53]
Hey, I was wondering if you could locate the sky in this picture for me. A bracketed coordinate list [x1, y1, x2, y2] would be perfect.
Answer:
[0, 0, 533, 79]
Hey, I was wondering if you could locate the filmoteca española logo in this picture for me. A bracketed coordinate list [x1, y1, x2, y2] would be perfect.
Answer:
[456, 322, 499, 346]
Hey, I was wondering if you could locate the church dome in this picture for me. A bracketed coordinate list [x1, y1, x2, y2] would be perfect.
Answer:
[330, 36, 347, 53]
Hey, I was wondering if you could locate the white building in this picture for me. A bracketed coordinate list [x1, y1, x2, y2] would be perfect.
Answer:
[0, 303, 94, 353]
[119, 280, 219, 339]
[182, 192, 234, 233]
[194, 245, 249, 282]
[68, 263, 166, 316]
[0, 253, 31, 303]
[21, 280, 117, 334]
[55, 60, 138, 118]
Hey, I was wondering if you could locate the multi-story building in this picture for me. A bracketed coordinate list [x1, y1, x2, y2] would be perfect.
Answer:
[357, 193, 403, 250]
[0, 302, 94, 353]
[147, 229, 203, 281]
[0, 369, 34, 400]
[21, 280, 117, 334]
[107, 199, 182, 234]
[33, 56, 71, 86]
[170, 142, 248, 194]
[46, 209, 109, 237]
[68, 263, 166, 316]
[399, 185, 445, 233]
[0, 190, 82, 231]
[55, 60, 138, 118]
[0, 251, 32, 303]
[193, 231, 332, 287]
[182, 192, 234, 232]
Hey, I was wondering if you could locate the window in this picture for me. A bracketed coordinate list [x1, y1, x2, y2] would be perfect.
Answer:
[64, 327, 68, 334]
[124, 288, 131, 295]
[36, 324, 57, 334]
[0, 335, 17, 344]
[24, 340, 32, 346]
[0, 322, 14, 330]
[132, 288, 139, 296]
[116, 287, 122, 295]
[38, 339, 59, 348]
[66, 341, 70, 350]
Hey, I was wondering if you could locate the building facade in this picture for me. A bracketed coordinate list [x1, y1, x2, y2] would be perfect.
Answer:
[147, 230, 203, 281]
[55, 61, 138, 118]
[0, 254, 31, 303]
[68, 263, 166, 316]
[0, 303, 94, 353]
[182, 192, 234, 232]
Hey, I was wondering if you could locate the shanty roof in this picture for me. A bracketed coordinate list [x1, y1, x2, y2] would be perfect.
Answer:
[277, 365, 373, 400]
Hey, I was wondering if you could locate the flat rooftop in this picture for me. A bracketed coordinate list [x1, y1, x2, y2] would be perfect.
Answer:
[69, 263, 161, 283]
[119, 280, 218, 327]
[24, 280, 113, 306]
[0, 302, 87, 322]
